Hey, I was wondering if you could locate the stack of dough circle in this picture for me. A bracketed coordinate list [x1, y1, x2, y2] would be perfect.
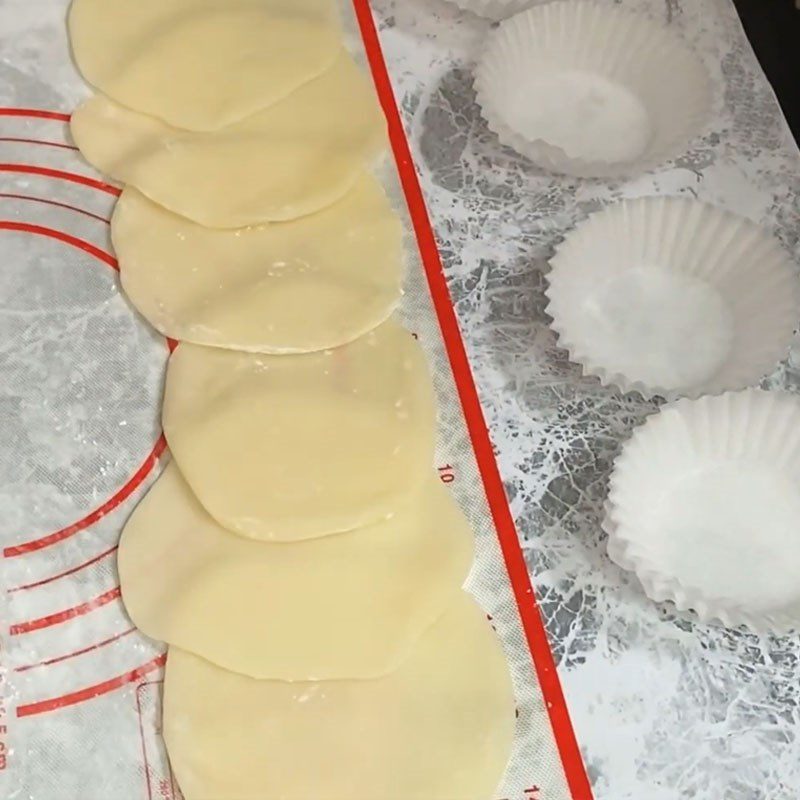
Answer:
[68, 0, 341, 131]
[162, 319, 437, 541]
[68, 0, 515, 795]
[70, 52, 387, 227]
[111, 177, 404, 353]
[163, 594, 516, 800]
[118, 463, 474, 680]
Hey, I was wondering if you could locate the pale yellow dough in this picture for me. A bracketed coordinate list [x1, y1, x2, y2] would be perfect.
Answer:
[70, 53, 386, 227]
[68, 0, 340, 131]
[111, 177, 403, 353]
[118, 463, 472, 680]
[163, 593, 516, 800]
[162, 319, 436, 541]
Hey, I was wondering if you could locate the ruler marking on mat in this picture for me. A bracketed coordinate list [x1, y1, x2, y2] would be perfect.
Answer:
[350, 2, 593, 797]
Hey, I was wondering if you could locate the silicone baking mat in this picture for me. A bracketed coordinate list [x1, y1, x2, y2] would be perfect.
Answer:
[0, 1, 591, 798]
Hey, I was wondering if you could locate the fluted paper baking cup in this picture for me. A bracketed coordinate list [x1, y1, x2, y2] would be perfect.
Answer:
[604, 390, 800, 633]
[546, 197, 799, 398]
[474, 0, 712, 177]
[446, 0, 544, 21]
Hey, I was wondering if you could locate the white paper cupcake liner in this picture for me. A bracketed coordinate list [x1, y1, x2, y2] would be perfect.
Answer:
[545, 196, 799, 399]
[604, 389, 800, 634]
[474, 0, 713, 177]
[446, 0, 545, 21]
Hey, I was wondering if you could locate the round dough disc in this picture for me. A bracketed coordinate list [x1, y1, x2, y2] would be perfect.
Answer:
[162, 319, 436, 541]
[119, 463, 473, 680]
[70, 53, 386, 227]
[163, 594, 516, 800]
[111, 177, 403, 353]
[68, 0, 341, 131]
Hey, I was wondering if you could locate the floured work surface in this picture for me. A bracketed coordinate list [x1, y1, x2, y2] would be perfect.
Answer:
[7, 0, 794, 797]
[0, 1, 580, 800]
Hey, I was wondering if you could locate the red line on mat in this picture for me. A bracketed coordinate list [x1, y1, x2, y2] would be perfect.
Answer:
[15, 627, 137, 672]
[8, 544, 119, 593]
[0, 163, 119, 196]
[9, 586, 122, 635]
[0, 192, 110, 223]
[136, 687, 155, 800]
[16, 654, 167, 718]
[4, 436, 167, 558]
[0, 219, 167, 558]
[351, 2, 593, 798]
[0, 108, 170, 719]
[0, 220, 117, 268]
[0, 136, 78, 151]
[0, 108, 71, 122]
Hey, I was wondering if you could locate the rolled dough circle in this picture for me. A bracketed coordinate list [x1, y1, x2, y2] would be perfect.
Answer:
[119, 463, 473, 680]
[70, 53, 386, 227]
[163, 593, 516, 800]
[112, 177, 404, 353]
[162, 319, 437, 541]
[68, 0, 341, 131]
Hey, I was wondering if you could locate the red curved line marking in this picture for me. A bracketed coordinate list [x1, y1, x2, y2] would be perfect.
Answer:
[0, 221, 117, 268]
[4, 435, 167, 558]
[8, 544, 119, 593]
[0, 137, 78, 151]
[16, 653, 167, 718]
[352, 2, 592, 798]
[0, 163, 120, 196]
[0, 219, 168, 557]
[10, 586, 121, 635]
[0, 192, 110, 223]
[0, 108, 169, 721]
[15, 627, 136, 672]
[0, 108, 71, 122]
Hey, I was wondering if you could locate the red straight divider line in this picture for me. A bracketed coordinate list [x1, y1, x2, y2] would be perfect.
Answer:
[351, 2, 593, 798]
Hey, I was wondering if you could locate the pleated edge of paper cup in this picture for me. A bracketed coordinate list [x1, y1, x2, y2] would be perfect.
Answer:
[542, 198, 800, 401]
[473, 1, 714, 178]
[446, 0, 546, 21]
[601, 402, 800, 636]
[544, 307, 683, 400]
[543, 285, 710, 400]
[543, 298, 792, 402]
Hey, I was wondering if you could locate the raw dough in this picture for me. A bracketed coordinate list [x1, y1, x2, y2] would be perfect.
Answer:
[111, 177, 403, 353]
[162, 319, 436, 541]
[163, 593, 516, 800]
[68, 0, 340, 131]
[71, 53, 386, 227]
[118, 463, 473, 680]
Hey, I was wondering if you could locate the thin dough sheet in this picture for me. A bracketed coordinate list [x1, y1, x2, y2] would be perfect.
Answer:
[68, 0, 341, 131]
[162, 319, 437, 541]
[163, 593, 516, 800]
[112, 177, 403, 353]
[119, 463, 473, 680]
[70, 52, 387, 227]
